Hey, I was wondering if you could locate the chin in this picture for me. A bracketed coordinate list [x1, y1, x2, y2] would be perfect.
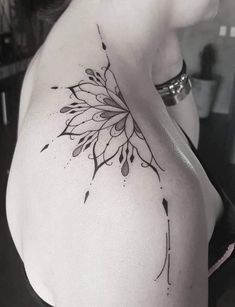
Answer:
[203, 1, 220, 21]
[171, 0, 220, 28]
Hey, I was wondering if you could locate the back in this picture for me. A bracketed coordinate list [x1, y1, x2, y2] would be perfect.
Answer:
[6, 3, 209, 306]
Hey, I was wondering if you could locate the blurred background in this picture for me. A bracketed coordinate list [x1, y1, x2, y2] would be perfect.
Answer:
[0, 0, 235, 306]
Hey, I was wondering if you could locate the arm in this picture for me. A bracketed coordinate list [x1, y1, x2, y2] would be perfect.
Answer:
[166, 92, 200, 148]
[38, 48, 208, 307]
[46, 76, 208, 307]
[22, 24, 208, 306]
[152, 31, 200, 147]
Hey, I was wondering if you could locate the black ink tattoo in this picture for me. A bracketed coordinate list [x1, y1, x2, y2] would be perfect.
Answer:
[41, 144, 49, 152]
[154, 198, 172, 291]
[41, 24, 172, 292]
[84, 191, 90, 204]
[45, 25, 165, 183]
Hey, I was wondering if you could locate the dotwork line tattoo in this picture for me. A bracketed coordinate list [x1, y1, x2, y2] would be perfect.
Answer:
[41, 24, 172, 293]
[154, 198, 172, 289]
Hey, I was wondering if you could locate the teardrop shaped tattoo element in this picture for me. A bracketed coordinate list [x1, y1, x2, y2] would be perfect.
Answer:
[41, 144, 49, 152]
[84, 190, 90, 203]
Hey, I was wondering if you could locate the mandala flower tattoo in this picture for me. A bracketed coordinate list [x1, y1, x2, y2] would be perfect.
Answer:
[41, 25, 172, 291]
[57, 65, 164, 181]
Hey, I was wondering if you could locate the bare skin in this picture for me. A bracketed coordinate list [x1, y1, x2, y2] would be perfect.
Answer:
[7, 0, 222, 306]
[152, 31, 200, 147]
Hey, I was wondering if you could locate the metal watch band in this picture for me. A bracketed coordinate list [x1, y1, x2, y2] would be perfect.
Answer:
[155, 61, 192, 106]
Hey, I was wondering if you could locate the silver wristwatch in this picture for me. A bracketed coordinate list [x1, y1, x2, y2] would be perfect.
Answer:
[155, 61, 192, 106]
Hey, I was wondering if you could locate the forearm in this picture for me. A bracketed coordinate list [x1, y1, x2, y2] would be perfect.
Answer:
[151, 32, 200, 147]
[166, 91, 200, 148]
[152, 59, 200, 148]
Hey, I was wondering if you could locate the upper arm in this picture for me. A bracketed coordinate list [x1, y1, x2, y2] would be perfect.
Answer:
[40, 62, 207, 307]
[52, 193, 171, 306]
[17, 31, 207, 307]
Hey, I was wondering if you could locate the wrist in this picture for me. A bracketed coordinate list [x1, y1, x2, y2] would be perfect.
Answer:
[155, 61, 192, 107]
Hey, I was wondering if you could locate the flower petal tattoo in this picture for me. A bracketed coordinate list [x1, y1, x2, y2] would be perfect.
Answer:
[41, 24, 172, 294]
[58, 64, 164, 180]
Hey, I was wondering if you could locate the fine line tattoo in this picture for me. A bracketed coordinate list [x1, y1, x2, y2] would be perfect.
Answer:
[154, 199, 172, 289]
[41, 24, 172, 292]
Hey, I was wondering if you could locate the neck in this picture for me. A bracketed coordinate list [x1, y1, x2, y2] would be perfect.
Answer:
[69, 0, 171, 63]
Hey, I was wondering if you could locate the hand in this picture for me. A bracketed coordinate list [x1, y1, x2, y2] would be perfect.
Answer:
[152, 31, 184, 85]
